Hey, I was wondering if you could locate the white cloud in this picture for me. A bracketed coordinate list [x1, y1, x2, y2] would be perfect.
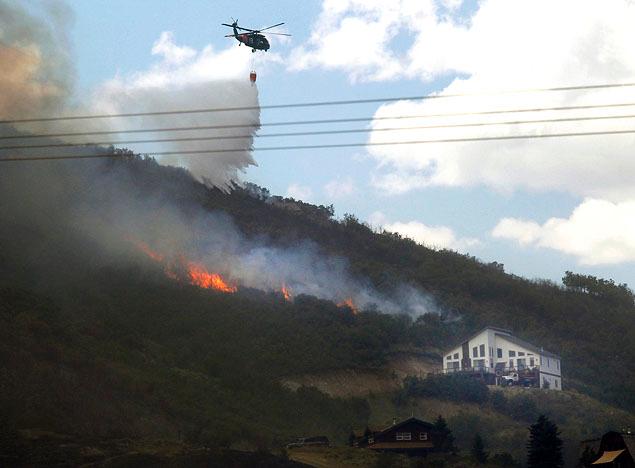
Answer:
[324, 177, 355, 198]
[492, 198, 635, 265]
[287, 0, 420, 81]
[151, 32, 196, 65]
[296, 1, 635, 202]
[369, 211, 480, 251]
[286, 183, 313, 200]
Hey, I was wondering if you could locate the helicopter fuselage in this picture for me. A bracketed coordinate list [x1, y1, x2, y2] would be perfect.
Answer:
[233, 26, 269, 51]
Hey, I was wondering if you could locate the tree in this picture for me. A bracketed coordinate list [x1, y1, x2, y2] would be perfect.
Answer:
[526, 415, 563, 468]
[433, 415, 456, 453]
[471, 433, 488, 464]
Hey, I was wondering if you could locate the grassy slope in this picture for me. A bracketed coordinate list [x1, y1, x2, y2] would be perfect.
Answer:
[1, 156, 634, 464]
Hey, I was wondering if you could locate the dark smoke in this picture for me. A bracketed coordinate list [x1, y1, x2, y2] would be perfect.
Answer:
[0, 0, 74, 120]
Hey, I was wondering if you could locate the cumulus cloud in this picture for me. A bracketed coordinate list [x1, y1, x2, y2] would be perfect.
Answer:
[324, 177, 355, 198]
[369, 211, 479, 251]
[492, 198, 635, 265]
[294, 0, 635, 202]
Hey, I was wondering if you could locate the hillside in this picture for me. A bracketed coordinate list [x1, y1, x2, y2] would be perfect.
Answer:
[1, 154, 634, 465]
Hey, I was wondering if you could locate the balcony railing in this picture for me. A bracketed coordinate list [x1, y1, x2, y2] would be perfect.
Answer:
[442, 364, 541, 375]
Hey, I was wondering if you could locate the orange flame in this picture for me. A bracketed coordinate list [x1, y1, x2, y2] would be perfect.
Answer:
[281, 283, 292, 301]
[337, 297, 359, 314]
[131, 238, 236, 293]
[187, 262, 237, 293]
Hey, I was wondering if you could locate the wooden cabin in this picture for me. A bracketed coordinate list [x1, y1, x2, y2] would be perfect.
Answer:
[356, 417, 442, 455]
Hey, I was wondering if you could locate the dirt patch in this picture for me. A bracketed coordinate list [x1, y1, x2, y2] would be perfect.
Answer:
[281, 353, 439, 398]
[282, 369, 398, 398]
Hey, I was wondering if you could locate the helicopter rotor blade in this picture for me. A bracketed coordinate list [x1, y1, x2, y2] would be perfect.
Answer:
[265, 32, 292, 36]
[258, 22, 285, 32]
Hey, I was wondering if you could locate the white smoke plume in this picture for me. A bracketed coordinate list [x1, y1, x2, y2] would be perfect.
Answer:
[83, 175, 437, 317]
[2, 3, 264, 189]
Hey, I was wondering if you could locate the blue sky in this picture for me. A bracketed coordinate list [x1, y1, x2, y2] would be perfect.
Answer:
[56, 0, 635, 287]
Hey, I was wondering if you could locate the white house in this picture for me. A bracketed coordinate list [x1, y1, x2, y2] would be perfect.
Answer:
[442, 326, 562, 390]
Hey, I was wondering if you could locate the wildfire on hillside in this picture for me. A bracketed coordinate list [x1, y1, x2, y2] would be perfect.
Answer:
[132, 240, 362, 312]
[281, 283, 292, 301]
[133, 240, 237, 293]
[337, 297, 359, 315]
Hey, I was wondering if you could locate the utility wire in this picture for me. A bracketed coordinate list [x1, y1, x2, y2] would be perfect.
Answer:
[3, 128, 635, 162]
[3, 101, 635, 141]
[4, 113, 635, 151]
[2, 81, 635, 125]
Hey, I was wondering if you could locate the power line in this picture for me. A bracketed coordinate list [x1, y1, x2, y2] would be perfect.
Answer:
[3, 128, 635, 162]
[3, 101, 635, 142]
[4, 113, 635, 151]
[2, 81, 635, 125]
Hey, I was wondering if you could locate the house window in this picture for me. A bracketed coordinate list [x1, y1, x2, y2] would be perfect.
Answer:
[474, 359, 485, 370]
[497, 348, 503, 358]
[473, 347, 478, 358]
[480, 344, 485, 357]
[419, 433, 428, 441]
[529, 357, 535, 367]
[453, 353, 459, 359]
[509, 350, 516, 357]
[396, 432, 412, 441]
[518, 351, 525, 356]
[517, 358, 526, 369]
[447, 355, 451, 360]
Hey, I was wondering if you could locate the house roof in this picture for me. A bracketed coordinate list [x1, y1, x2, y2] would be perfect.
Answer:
[442, 326, 560, 359]
[442, 326, 511, 355]
[622, 434, 635, 459]
[592, 449, 625, 464]
[495, 333, 560, 359]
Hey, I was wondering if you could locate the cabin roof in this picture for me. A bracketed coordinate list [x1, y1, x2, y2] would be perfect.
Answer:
[376, 417, 434, 435]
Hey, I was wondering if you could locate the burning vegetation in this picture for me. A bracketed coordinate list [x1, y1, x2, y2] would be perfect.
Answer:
[133, 240, 237, 293]
[132, 239, 362, 310]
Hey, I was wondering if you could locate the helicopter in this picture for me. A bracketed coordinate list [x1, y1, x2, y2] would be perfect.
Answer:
[222, 20, 290, 52]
